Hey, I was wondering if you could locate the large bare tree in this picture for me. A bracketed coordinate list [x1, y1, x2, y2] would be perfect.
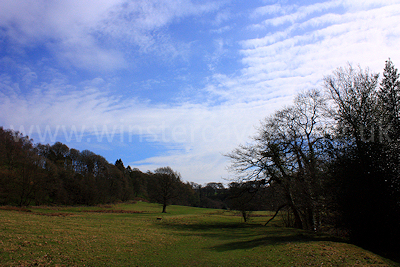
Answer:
[227, 89, 330, 230]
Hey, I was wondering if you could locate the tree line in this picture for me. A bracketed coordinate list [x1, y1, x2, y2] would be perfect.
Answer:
[226, 59, 400, 256]
[0, 131, 245, 212]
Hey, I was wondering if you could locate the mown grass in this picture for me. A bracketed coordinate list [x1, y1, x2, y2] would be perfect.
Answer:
[0, 202, 398, 266]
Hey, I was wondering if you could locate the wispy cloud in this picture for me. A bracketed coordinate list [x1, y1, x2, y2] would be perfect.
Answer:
[255, 1, 342, 27]
[0, 0, 223, 71]
[251, 4, 286, 18]
[223, 1, 400, 105]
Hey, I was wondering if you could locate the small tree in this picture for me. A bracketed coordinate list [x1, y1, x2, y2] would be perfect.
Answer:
[228, 181, 264, 222]
[151, 167, 181, 213]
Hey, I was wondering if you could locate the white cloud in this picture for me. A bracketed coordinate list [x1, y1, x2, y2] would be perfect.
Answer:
[251, 1, 342, 28]
[210, 25, 232, 34]
[0, 0, 223, 70]
[213, 9, 232, 25]
[0, 0, 127, 70]
[130, 100, 284, 183]
[205, 38, 228, 71]
[252, 4, 285, 18]
[237, 1, 400, 103]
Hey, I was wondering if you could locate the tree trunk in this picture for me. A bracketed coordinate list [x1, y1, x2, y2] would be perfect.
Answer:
[265, 204, 287, 226]
[291, 204, 303, 229]
[242, 210, 247, 222]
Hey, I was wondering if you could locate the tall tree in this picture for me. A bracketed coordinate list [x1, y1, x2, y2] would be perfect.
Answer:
[227, 89, 330, 230]
[0, 128, 44, 206]
[324, 64, 379, 148]
[377, 59, 400, 179]
[324, 62, 400, 253]
[378, 58, 400, 136]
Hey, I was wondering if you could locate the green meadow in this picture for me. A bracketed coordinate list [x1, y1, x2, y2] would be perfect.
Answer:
[0, 202, 398, 266]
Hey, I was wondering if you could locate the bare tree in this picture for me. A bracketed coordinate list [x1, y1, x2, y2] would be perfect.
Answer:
[324, 64, 379, 147]
[227, 89, 330, 230]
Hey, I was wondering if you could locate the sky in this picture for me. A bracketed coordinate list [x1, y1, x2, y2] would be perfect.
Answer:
[1, 0, 400, 185]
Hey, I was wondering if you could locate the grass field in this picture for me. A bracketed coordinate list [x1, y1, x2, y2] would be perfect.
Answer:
[0, 202, 398, 266]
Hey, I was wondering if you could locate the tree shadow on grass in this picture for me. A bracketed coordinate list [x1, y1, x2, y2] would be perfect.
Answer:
[160, 221, 262, 240]
[162, 221, 252, 231]
[208, 231, 344, 252]
[160, 221, 345, 251]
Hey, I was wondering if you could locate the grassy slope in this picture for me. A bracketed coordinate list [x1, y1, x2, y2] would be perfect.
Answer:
[0, 202, 398, 267]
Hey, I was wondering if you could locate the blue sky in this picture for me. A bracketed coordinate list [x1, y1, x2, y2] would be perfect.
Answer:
[1, 0, 400, 184]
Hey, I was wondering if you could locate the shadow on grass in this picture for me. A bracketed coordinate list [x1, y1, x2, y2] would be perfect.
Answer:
[162, 221, 252, 231]
[160, 220, 345, 251]
[209, 231, 344, 252]
[160, 221, 262, 240]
